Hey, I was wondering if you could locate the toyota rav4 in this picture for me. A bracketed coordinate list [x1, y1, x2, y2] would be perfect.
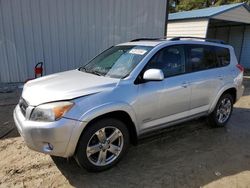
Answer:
[14, 37, 244, 171]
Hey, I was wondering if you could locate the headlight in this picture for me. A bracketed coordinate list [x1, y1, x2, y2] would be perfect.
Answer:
[30, 101, 74, 122]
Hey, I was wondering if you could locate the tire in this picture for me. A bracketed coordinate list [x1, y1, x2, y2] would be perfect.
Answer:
[75, 118, 130, 172]
[207, 93, 233, 127]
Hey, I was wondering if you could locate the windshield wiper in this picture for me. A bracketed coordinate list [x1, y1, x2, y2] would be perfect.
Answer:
[79, 66, 103, 76]
[89, 70, 103, 76]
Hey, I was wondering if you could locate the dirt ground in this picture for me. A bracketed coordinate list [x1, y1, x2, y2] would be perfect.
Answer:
[0, 75, 250, 188]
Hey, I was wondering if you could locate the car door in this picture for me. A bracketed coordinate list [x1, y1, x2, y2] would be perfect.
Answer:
[135, 79, 164, 130]
[186, 44, 226, 115]
[136, 45, 191, 131]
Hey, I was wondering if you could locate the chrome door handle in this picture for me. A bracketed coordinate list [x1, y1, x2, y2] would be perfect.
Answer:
[218, 75, 223, 80]
[181, 82, 189, 88]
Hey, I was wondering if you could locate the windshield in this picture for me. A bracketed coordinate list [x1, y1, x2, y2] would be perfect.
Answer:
[79, 45, 153, 78]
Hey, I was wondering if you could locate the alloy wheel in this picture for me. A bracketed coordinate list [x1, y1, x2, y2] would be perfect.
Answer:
[86, 126, 124, 166]
[216, 98, 232, 124]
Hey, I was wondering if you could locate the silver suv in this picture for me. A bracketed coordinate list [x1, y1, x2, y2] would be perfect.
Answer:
[14, 37, 244, 171]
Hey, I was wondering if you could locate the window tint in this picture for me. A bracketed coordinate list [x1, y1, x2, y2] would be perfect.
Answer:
[187, 45, 218, 72]
[146, 45, 185, 77]
[215, 47, 230, 66]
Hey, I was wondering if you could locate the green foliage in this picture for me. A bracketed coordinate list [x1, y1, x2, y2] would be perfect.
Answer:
[169, 0, 250, 13]
[177, 0, 209, 11]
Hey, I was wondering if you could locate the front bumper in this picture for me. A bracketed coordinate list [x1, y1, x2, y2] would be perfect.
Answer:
[13, 105, 78, 157]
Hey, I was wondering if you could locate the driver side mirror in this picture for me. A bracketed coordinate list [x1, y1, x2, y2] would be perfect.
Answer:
[143, 69, 164, 81]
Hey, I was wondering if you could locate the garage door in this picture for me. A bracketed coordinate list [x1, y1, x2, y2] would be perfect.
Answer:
[240, 26, 250, 69]
[228, 26, 244, 61]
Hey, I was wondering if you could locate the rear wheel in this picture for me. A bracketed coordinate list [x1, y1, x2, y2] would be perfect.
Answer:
[75, 118, 130, 172]
[207, 93, 233, 127]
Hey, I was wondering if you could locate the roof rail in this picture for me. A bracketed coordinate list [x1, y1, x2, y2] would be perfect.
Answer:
[169, 37, 226, 44]
[130, 38, 165, 42]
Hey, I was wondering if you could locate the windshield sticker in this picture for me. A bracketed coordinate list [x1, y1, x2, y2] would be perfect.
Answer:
[129, 49, 147, 55]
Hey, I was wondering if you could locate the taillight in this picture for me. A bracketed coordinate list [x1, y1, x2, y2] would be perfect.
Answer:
[236, 64, 244, 72]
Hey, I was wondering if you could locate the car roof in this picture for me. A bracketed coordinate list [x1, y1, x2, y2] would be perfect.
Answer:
[117, 38, 231, 48]
[118, 40, 164, 47]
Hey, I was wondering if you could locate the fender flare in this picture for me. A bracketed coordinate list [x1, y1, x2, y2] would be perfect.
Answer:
[208, 84, 237, 113]
[64, 102, 138, 157]
[79, 102, 137, 126]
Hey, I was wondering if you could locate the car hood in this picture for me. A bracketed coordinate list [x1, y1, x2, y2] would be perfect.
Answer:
[22, 70, 119, 106]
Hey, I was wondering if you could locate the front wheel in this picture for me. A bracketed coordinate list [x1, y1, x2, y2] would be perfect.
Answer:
[207, 93, 233, 127]
[75, 118, 130, 172]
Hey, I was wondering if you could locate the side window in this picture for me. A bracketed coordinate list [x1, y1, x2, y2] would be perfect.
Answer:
[187, 45, 218, 72]
[146, 45, 185, 77]
[215, 47, 230, 66]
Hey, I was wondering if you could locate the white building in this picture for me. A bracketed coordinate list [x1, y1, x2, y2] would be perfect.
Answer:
[0, 0, 167, 83]
[167, 3, 250, 69]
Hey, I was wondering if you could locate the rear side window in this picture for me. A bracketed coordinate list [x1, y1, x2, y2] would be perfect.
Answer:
[215, 47, 230, 66]
[187, 45, 218, 72]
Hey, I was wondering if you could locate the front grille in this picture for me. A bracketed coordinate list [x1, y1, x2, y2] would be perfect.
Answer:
[19, 98, 28, 117]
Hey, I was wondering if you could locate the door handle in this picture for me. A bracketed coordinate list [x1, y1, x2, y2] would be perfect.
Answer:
[181, 82, 189, 88]
[218, 75, 223, 80]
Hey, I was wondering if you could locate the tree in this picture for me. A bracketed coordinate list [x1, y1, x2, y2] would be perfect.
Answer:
[176, 0, 209, 11]
[169, 0, 250, 13]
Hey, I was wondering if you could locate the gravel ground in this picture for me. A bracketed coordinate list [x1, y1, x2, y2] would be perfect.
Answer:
[0, 75, 250, 188]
